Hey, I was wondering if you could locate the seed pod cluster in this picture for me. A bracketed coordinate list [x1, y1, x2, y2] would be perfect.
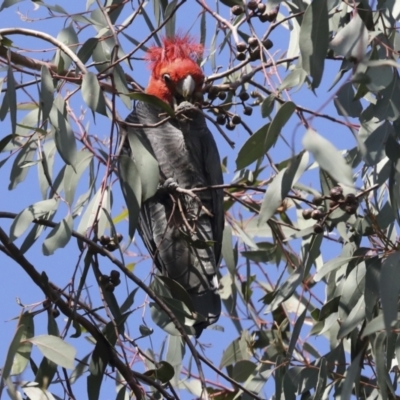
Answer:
[302, 186, 361, 234]
[302, 206, 326, 234]
[205, 85, 231, 104]
[99, 233, 123, 252]
[340, 193, 359, 215]
[236, 37, 274, 62]
[99, 270, 122, 293]
[259, 6, 279, 22]
[234, 23, 274, 62]
[232, 1, 278, 22]
[51, 308, 60, 318]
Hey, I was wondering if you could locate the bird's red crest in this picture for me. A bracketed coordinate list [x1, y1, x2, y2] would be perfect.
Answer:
[145, 35, 203, 69]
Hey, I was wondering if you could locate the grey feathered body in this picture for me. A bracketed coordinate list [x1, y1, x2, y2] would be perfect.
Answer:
[125, 101, 224, 334]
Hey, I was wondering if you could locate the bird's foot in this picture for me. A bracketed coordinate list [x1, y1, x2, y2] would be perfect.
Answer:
[159, 177, 179, 193]
[174, 101, 197, 120]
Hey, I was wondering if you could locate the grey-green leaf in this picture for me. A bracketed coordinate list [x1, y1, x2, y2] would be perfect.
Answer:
[7, 64, 16, 135]
[42, 214, 73, 256]
[10, 198, 59, 241]
[118, 154, 142, 243]
[0, 0, 24, 10]
[303, 129, 354, 188]
[40, 66, 54, 122]
[329, 14, 368, 59]
[0, 324, 25, 393]
[334, 82, 362, 118]
[28, 335, 76, 370]
[258, 151, 308, 226]
[265, 101, 296, 149]
[81, 72, 107, 116]
[127, 129, 159, 202]
[236, 123, 270, 170]
[49, 103, 77, 168]
[380, 252, 400, 334]
[299, 0, 329, 89]
[128, 93, 174, 117]
[11, 312, 34, 376]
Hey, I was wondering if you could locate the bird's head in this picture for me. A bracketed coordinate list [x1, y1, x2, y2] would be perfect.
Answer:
[145, 35, 205, 107]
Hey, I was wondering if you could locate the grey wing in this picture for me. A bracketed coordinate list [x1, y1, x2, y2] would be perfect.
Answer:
[202, 127, 224, 265]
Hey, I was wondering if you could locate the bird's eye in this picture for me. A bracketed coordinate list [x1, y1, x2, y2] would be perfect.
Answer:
[162, 74, 171, 83]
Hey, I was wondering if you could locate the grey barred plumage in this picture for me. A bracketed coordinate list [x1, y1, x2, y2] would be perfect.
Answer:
[124, 100, 224, 336]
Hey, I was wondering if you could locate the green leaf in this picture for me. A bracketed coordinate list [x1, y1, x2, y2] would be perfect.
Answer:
[337, 295, 365, 339]
[222, 225, 236, 275]
[303, 129, 354, 188]
[127, 129, 159, 202]
[232, 360, 257, 382]
[40, 66, 54, 122]
[265, 267, 303, 313]
[380, 252, 400, 334]
[156, 275, 195, 313]
[8, 142, 37, 190]
[164, 0, 177, 38]
[118, 154, 141, 243]
[88, 339, 109, 400]
[92, 38, 112, 73]
[219, 0, 242, 6]
[166, 335, 184, 369]
[35, 355, 58, 390]
[54, 25, 79, 71]
[235, 123, 270, 170]
[113, 64, 131, 109]
[28, 335, 76, 370]
[299, 0, 329, 89]
[265, 101, 296, 149]
[42, 214, 73, 255]
[49, 103, 77, 168]
[149, 300, 194, 337]
[329, 14, 368, 59]
[77, 37, 98, 64]
[7, 63, 16, 135]
[278, 68, 308, 92]
[0, 134, 13, 153]
[0, 0, 24, 10]
[128, 93, 174, 117]
[220, 335, 250, 369]
[64, 151, 93, 205]
[0, 324, 25, 394]
[373, 331, 391, 400]
[144, 361, 174, 384]
[341, 352, 362, 400]
[77, 187, 110, 237]
[139, 325, 153, 337]
[9, 198, 59, 241]
[338, 261, 366, 321]
[120, 288, 138, 314]
[365, 46, 394, 93]
[261, 94, 275, 118]
[314, 256, 354, 282]
[11, 312, 34, 376]
[312, 358, 327, 400]
[369, 73, 400, 121]
[258, 151, 308, 226]
[287, 308, 306, 357]
[70, 353, 90, 384]
[360, 120, 392, 167]
[334, 82, 362, 118]
[82, 72, 107, 116]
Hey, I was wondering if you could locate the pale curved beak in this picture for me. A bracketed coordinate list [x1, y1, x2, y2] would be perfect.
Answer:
[176, 75, 196, 100]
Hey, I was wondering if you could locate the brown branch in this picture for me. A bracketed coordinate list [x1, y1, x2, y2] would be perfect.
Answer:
[0, 211, 208, 397]
[0, 226, 147, 399]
